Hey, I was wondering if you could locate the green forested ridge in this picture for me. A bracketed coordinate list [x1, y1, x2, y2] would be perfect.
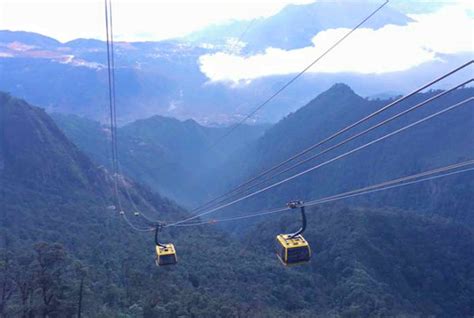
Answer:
[51, 113, 268, 206]
[1, 92, 473, 317]
[199, 84, 474, 230]
[53, 84, 474, 226]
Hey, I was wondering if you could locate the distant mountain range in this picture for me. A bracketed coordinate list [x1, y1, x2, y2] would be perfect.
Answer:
[1, 1, 470, 125]
[185, 1, 412, 53]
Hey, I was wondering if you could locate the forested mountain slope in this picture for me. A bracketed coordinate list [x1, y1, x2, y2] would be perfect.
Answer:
[0, 94, 474, 317]
[52, 113, 268, 205]
[0, 92, 278, 317]
[2, 92, 473, 317]
[186, 1, 411, 53]
[52, 84, 474, 224]
[211, 84, 474, 226]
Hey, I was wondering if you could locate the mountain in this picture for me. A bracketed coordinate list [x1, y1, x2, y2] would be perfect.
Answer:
[0, 30, 60, 49]
[2, 92, 315, 317]
[186, 1, 412, 53]
[2, 3, 468, 125]
[249, 206, 474, 317]
[2, 92, 474, 317]
[197, 84, 474, 228]
[50, 84, 474, 223]
[51, 113, 269, 205]
[0, 91, 193, 252]
[0, 92, 268, 316]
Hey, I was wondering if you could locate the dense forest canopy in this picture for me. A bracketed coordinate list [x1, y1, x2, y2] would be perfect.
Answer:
[1, 1, 473, 316]
[1, 88, 473, 317]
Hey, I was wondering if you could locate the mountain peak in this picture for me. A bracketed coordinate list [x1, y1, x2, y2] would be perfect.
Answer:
[325, 83, 357, 96]
[304, 83, 362, 109]
[0, 30, 61, 47]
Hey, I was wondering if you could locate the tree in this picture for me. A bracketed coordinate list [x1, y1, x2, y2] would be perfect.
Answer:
[32, 242, 72, 317]
[12, 252, 35, 318]
[0, 248, 15, 317]
[73, 262, 87, 318]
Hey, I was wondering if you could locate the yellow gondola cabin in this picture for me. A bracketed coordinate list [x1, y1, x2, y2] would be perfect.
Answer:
[154, 224, 177, 266]
[275, 201, 311, 266]
[275, 234, 311, 265]
[155, 243, 177, 266]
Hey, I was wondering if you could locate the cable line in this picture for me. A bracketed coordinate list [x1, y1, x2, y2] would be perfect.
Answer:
[167, 96, 473, 226]
[131, 0, 389, 223]
[169, 160, 474, 227]
[306, 167, 474, 207]
[305, 160, 474, 206]
[209, 0, 390, 149]
[226, 18, 257, 54]
[104, 0, 123, 214]
[195, 78, 473, 209]
[185, 61, 473, 217]
[121, 211, 155, 232]
[104, 0, 159, 231]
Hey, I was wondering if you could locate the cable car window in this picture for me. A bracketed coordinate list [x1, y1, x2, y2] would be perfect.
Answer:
[159, 255, 177, 265]
[287, 246, 310, 263]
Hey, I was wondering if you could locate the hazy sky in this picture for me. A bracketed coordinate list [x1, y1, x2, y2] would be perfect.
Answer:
[200, 1, 474, 82]
[0, 0, 314, 42]
[2, 1, 471, 42]
[1, 0, 472, 81]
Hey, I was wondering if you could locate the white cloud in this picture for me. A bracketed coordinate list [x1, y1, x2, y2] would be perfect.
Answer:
[199, 3, 474, 83]
[0, 0, 314, 42]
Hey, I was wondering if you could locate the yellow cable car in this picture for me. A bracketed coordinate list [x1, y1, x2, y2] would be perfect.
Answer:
[154, 224, 177, 266]
[275, 201, 311, 265]
[155, 243, 177, 266]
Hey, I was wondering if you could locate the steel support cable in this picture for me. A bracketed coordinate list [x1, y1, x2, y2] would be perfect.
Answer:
[192, 79, 474, 210]
[170, 207, 291, 227]
[169, 161, 474, 227]
[209, 0, 390, 149]
[226, 18, 257, 54]
[105, 0, 158, 231]
[104, 0, 123, 212]
[108, 0, 119, 184]
[171, 164, 474, 227]
[109, 0, 163, 223]
[144, 77, 473, 224]
[166, 96, 473, 226]
[118, 168, 167, 226]
[127, 20, 265, 228]
[184, 61, 474, 217]
[305, 166, 474, 207]
[105, 0, 165, 227]
[117, 161, 164, 225]
[105, 0, 145, 233]
[304, 160, 474, 205]
[121, 212, 155, 232]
